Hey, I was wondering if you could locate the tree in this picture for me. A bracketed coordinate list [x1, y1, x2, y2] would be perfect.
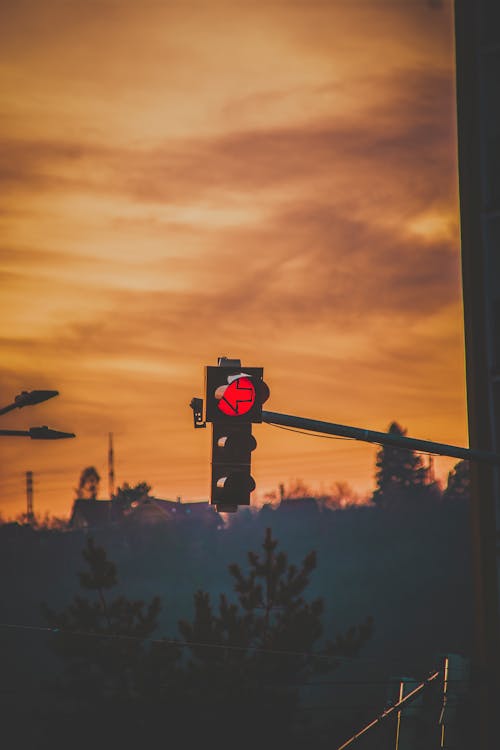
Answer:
[42, 536, 165, 697]
[326, 480, 368, 509]
[14, 511, 68, 530]
[443, 460, 470, 502]
[177, 527, 373, 748]
[75, 466, 100, 500]
[40, 530, 373, 749]
[372, 422, 429, 507]
[113, 480, 151, 513]
[41, 537, 180, 749]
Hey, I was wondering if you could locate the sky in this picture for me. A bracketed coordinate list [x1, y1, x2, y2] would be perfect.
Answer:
[0, 0, 467, 519]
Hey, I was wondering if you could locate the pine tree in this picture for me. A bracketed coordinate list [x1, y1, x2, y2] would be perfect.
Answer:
[42, 536, 166, 700]
[40, 530, 373, 749]
[177, 527, 373, 748]
[41, 536, 182, 750]
[373, 422, 429, 507]
[443, 460, 470, 502]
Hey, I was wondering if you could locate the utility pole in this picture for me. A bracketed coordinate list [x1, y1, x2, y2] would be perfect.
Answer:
[336, 671, 440, 750]
[108, 432, 115, 499]
[454, 1, 500, 746]
[439, 656, 449, 749]
[26, 471, 34, 523]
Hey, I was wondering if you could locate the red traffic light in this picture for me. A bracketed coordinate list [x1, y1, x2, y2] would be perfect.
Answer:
[205, 365, 269, 423]
[215, 375, 255, 416]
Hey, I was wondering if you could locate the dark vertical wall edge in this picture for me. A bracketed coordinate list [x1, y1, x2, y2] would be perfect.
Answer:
[454, 0, 500, 747]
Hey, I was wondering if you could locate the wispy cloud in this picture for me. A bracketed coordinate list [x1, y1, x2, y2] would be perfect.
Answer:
[0, 0, 464, 516]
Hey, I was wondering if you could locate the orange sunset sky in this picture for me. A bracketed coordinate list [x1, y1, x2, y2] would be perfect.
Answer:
[0, 0, 467, 519]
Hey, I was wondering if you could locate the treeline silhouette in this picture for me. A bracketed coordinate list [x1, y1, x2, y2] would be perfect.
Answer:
[0, 424, 473, 748]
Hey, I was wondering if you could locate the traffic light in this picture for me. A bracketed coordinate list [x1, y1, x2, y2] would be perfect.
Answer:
[205, 358, 269, 512]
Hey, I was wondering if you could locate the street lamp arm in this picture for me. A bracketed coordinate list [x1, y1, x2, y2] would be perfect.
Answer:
[0, 390, 59, 416]
[0, 426, 76, 439]
[29, 426, 76, 440]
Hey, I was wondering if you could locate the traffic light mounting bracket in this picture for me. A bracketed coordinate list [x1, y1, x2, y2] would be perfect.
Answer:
[189, 397, 206, 429]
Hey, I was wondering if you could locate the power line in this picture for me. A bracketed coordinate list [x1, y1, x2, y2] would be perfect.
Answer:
[0, 620, 451, 671]
[267, 423, 355, 441]
[0, 621, 367, 661]
[266, 421, 458, 460]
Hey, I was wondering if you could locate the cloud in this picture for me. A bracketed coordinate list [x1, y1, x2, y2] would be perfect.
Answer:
[0, 1, 464, 516]
[1, 63, 459, 338]
[0, 64, 456, 204]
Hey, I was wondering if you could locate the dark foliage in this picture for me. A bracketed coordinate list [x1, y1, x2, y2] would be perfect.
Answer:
[75, 466, 100, 500]
[0, 495, 473, 749]
[34, 528, 373, 749]
[178, 527, 372, 747]
[372, 422, 432, 507]
[443, 460, 470, 503]
[113, 480, 152, 513]
[41, 537, 170, 704]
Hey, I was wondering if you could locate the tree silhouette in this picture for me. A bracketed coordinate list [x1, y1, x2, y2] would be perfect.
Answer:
[113, 480, 152, 512]
[443, 459, 470, 503]
[41, 536, 181, 748]
[178, 527, 373, 748]
[42, 536, 167, 700]
[75, 466, 100, 500]
[372, 422, 429, 507]
[40, 529, 373, 749]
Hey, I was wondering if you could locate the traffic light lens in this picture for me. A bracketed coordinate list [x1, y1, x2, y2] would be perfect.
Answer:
[216, 433, 257, 455]
[216, 376, 255, 416]
[216, 473, 256, 494]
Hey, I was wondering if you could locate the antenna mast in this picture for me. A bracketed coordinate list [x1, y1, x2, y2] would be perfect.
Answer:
[108, 432, 115, 498]
[26, 471, 34, 522]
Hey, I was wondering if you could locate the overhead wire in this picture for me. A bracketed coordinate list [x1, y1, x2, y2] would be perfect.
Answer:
[0, 620, 454, 672]
[265, 421, 454, 460]
[1, 620, 472, 729]
[267, 423, 356, 441]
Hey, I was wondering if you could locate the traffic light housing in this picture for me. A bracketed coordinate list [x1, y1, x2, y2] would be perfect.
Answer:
[211, 423, 257, 512]
[205, 359, 269, 512]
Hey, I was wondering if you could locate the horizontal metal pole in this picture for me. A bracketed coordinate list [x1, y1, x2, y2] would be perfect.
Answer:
[0, 403, 18, 417]
[262, 411, 500, 466]
[0, 427, 75, 439]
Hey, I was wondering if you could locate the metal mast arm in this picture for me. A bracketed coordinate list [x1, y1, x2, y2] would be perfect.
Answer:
[262, 410, 500, 466]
